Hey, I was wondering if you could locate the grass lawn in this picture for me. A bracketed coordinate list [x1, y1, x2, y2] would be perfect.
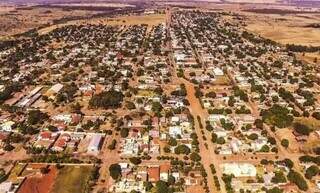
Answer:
[51, 166, 93, 193]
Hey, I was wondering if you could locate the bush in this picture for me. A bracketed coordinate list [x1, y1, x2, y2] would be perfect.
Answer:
[281, 139, 289, 148]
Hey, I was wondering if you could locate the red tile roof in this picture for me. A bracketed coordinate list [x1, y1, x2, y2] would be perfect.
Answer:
[147, 166, 160, 182]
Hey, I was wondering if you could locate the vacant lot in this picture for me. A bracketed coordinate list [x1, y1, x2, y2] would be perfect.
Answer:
[51, 166, 93, 193]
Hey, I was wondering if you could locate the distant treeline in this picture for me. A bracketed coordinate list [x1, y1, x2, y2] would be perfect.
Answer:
[242, 31, 277, 45]
[304, 23, 320, 29]
[243, 9, 319, 15]
[286, 44, 320, 53]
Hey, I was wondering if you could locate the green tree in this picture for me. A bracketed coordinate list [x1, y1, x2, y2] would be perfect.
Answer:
[190, 152, 201, 162]
[109, 164, 122, 180]
[287, 170, 308, 191]
[120, 128, 129, 138]
[305, 165, 319, 179]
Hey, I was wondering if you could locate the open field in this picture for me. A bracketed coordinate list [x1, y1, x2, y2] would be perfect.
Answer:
[51, 166, 93, 193]
[38, 13, 166, 35]
[297, 52, 319, 64]
[244, 12, 320, 47]
[0, 5, 98, 38]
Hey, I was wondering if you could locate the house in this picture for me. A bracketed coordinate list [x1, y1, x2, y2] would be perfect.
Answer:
[38, 131, 58, 141]
[251, 137, 268, 151]
[0, 121, 15, 132]
[213, 67, 224, 76]
[148, 166, 160, 182]
[222, 163, 257, 177]
[169, 126, 182, 138]
[0, 132, 9, 147]
[160, 164, 170, 181]
[0, 182, 14, 193]
[111, 181, 146, 193]
[45, 83, 63, 99]
[52, 138, 67, 152]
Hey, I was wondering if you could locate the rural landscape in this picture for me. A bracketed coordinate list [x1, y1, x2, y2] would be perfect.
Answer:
[0, 0, 319, 193]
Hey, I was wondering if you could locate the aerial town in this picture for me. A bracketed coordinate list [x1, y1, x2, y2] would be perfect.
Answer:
[0, 0, 319, 193]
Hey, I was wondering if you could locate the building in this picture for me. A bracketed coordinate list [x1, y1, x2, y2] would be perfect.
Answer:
[87, 134, 103, 154]
[0, 182, 14, 193]
[222, 163, 257, 177]
[148, 166, 160, 182]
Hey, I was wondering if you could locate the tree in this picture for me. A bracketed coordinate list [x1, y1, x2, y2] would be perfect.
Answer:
[281, 139, 289, 148]
[305, 165, 319, 179]
[129, 157, 142, 165]
[262, 104, 293, 128]
[248, 133, 258, 140]
[109, 164, 122, 180]
[287, 170, 308, 191]
[312, 112, 320, 120]
[254, 119, 263, 129]
[144, 181, 153, 191]
[293, 122, 311, 136]
[152, 102, 163, 116]
[155, 181, 172, 193]
[120, 128, 129, 138]
[283, 158, 294, 169]
[174, 145, 191, 155]
[216, 137, 225, 144]
[27, 110, 49, 125]
[3, 143, 14, 151]
[211, 132, 217, 143]
[40, 167, 50, 174]
[266, 187, 283, 193]
[260, 145, 270, 152]
[190, 152, 201, 162]
[205, 123, 213, 131]
[271, 171, 287, 183]
[168, 138, 177, 146]
[89, 90, 124, 109]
